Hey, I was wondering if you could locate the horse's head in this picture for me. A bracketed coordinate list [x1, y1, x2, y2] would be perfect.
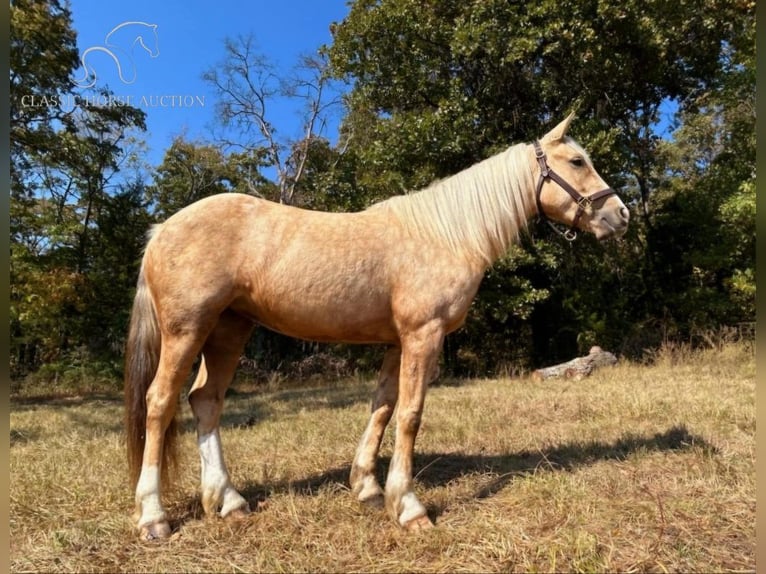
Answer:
[135, 23, 160, 58]
[533, 113, 629, 241]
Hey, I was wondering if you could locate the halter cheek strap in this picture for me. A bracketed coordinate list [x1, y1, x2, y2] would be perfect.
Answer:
[533, 140, 618, 241]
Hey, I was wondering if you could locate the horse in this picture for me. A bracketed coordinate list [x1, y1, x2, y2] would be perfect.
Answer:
[74, 21, 159, 88]
[124, 113, 629, 539]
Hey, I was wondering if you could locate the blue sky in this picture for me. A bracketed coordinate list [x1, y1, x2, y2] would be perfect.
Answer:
[69, 0, 351, 168]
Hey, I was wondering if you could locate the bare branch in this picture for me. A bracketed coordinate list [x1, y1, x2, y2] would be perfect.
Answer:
[204, 35, 342, 204]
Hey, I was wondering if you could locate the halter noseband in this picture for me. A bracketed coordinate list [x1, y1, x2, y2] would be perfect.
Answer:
[533, 140, 618, 241]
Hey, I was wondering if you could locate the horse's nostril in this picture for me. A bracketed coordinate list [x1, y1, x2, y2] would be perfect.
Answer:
[620, 207, 630, 222]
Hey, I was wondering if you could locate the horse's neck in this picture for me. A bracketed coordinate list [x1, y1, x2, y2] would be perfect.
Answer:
[366, 143, 537, 269]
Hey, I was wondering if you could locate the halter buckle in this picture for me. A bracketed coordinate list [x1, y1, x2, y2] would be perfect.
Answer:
[576, 196, 592, 210]
[545, 220, 578, 242]
[533, 141, 549, 176]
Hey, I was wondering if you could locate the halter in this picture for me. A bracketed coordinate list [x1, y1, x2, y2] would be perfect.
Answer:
[533, 140, 618, 241]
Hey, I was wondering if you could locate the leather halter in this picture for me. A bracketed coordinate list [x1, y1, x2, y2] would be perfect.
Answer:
[533, 140, 618, 241]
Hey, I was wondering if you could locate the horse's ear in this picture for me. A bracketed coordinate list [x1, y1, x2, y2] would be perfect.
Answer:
[541, 112, 576, 143]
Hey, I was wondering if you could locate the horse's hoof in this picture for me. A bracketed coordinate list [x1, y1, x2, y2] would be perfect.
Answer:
[359, 493, 385, 509]
[139, 520, 172, 541]
[224, 507, 251, 522]
[403, 514, 434, 531]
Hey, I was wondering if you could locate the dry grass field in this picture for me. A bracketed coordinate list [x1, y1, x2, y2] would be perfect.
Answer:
[10, 343, 754, 573]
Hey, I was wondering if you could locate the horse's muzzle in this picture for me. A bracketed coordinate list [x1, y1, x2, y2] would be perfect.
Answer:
[594, 206, 629, 239]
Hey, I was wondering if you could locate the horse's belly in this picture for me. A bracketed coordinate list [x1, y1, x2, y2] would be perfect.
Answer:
[231, 284, 398, 344]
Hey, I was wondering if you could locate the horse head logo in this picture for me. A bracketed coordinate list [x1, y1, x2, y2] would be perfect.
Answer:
[74, 21, 159, 88]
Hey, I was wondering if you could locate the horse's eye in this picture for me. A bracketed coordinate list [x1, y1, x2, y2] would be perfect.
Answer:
[570, 157, 584, 168]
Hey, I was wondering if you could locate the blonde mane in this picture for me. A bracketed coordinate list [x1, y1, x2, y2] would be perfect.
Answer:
[370, 143, 536, 265]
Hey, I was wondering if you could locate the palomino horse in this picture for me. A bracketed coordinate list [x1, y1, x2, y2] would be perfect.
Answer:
[125, 114, 629, 539]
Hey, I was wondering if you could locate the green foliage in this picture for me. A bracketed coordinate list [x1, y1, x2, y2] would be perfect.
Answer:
[10, 0, 149, 378]
[633, 6, 755, 339]
[148, 136, 274, 219]
[291, 137, 373, 212]
[10, 179, 152, 378]
[329, 0, 737, 174]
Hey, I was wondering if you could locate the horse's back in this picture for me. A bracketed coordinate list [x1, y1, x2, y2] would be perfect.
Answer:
[142, 194, 401, 341]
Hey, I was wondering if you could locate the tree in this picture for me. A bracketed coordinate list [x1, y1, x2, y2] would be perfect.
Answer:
[203, 35, 343, 205]
[640, 6, 756, 336]
[10, 0, 79, 196]
[10, 0, 149, 378]
[329, 0, 741, 190]
[148, 136, 273, 219]
[78, 179, 154, 362]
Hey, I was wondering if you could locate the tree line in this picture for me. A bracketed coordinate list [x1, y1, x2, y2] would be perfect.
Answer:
[10, 0, 755, 383]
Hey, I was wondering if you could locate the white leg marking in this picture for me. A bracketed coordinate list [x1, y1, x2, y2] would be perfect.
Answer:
[398, 491, 427, 526]
[387, 468, 427, 525]
[135, 465, 166, 528]
[198, 430, 248, 517]
[356, 474, 384, 502]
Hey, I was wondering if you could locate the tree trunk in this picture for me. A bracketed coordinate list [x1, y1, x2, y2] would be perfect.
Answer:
[532, 346, 617, 381]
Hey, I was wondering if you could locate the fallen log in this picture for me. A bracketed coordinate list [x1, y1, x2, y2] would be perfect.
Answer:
[532, 346, 617, 381]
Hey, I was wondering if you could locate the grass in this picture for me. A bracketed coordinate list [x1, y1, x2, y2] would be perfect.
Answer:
[10, 343, 755, 572]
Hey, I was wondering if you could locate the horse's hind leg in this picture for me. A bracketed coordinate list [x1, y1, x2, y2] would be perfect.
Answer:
[135, 333, 202, 540]
[350, 347, 400, 507]
[188, 309, 254, 520]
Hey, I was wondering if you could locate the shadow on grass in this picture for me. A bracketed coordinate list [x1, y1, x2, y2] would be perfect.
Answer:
[227, 424, 713, 522]
[10, 392, 122, 409]
[9, 380, 374, 444]
[217, 382, 373, 429]
[10, 393, 127, 440]
[418, 425, 715, 495]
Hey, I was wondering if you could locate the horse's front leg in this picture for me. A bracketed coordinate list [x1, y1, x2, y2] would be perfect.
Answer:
[350, 346, 401, 506]
[385, 321, 444, 530]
